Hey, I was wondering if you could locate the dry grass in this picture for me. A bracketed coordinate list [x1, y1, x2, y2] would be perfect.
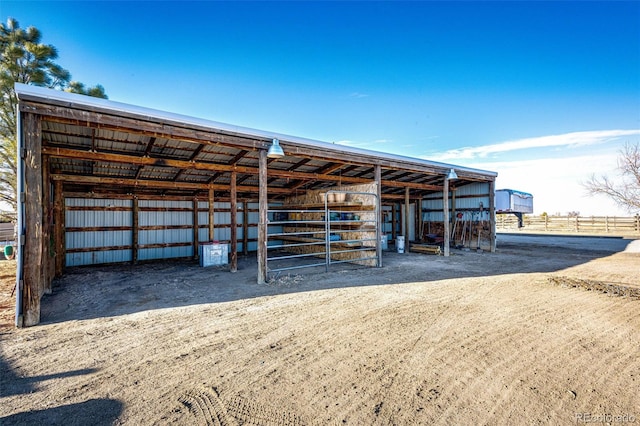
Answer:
[0, 259, 16, 329]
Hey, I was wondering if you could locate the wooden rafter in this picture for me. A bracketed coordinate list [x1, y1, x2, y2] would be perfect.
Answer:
[43, 147, 444, 191]
[28, 102, 495, 182]
[228, 149, 248, 165]
[314, 162, 345, 175]
[51, 173, 293, 194]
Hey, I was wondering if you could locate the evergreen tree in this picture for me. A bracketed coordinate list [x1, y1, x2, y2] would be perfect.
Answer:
[0, 17, 107, 210]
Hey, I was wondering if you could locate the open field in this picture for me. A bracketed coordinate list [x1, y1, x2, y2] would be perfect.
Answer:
[1, 234, 639, 425]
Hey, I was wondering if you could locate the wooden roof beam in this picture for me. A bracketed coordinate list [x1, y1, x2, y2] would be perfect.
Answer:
[51, 173, 292, 194]
[43, 147, 443, 191]
[228, 149, 248, 165]
[314, 162, 346, 174]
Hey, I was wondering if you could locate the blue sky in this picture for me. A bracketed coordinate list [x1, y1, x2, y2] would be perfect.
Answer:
[3, 1, 639, 215]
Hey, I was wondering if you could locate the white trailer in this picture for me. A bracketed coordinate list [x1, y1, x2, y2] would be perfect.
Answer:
[495, 189, 533, 227]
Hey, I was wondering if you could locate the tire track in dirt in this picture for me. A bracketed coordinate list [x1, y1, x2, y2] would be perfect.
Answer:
[269, 282, 476, 424]
[433, 278, 640, 424]
[172, 386, 305, 425]
[177, 387, 234, 426]
[3, 259, 639, 425]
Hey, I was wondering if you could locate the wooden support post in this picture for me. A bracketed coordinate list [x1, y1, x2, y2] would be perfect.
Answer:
[132, 197, 139, 264]
[193, 197, 199, 260]
[42, 155, 52, 294]
[404, 187, 410, 240]
[208, 186, 214, 241]
[242, 202, 249, 256]
[489, 179, 496, 253]
[451, 187, 456, 241]
[230, 170, 238, 272]
[54, 181, 65, 277]
[443, 177, 450, 257]
[22, 113, 44, 326]
[257, 150, 268, 284]
[375, 164, 382, 267]
[391, 203, 397, 240]
[417, 194, 423, 242]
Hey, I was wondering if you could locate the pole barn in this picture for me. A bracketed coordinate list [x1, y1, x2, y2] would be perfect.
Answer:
[14, 84, 497, 327]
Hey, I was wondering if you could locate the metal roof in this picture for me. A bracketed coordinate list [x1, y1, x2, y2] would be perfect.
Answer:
[16, 83, 496, 200]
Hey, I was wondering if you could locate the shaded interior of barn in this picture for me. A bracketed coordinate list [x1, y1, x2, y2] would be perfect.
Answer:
[15, 84, 497, 326]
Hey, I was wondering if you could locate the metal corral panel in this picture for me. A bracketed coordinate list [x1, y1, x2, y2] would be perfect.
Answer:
[65, 198, 133, 266]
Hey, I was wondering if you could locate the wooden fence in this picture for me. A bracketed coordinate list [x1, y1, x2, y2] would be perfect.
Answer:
[497, 214, 640, 235]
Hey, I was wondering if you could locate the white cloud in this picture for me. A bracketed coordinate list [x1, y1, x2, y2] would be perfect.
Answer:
[465, 154, 633, 216]
[348, 92, 369, 99]
[425, 129, 640, 162]
[338, 130, 637, 215]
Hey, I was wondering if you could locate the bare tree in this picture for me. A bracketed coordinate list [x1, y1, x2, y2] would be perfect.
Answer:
[583, 142, 640, 213]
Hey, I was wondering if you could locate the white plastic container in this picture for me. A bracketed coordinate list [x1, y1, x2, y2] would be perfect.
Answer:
[199, 243, 229, 267]
[380, 233, 388, 250]
[397, 236, 405, 253]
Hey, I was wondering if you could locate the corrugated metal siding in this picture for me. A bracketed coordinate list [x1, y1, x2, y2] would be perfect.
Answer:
[66, 250, 132, 267]
[65, 198, 133, 266]
[138, 246, 192, 261]
[138, 200, 193, 261]
[422, 182, 491, 222]
[64, 197, 273, 267]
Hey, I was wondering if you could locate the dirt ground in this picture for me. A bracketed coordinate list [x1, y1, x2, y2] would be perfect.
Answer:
[1, 234, 639, 425]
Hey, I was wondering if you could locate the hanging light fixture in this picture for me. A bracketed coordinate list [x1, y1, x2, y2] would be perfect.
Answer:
[446, 168, 458, 180]
[267, 138, 285, 159]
